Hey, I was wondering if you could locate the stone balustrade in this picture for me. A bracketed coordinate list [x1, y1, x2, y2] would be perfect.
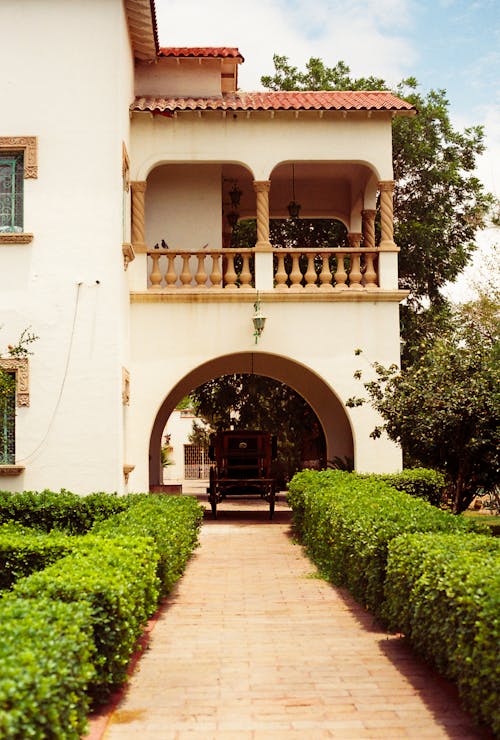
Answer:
[146, 247, 382, 291]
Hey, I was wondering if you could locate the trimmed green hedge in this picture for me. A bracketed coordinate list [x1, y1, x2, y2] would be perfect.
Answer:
[384, 533, 500, 734]
[0, 491, 203, 728]
[0, 525, 74, 591]
[0, 597, 95, 739]
[0, 490, 129, 533]
[287, 470, 483, 616]
[364, 468, 446, 506]
[93, 494, 204, 595]
[12, 535, 160, 700]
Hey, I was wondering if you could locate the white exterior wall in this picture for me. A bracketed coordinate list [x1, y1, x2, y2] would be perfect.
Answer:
[126, 298, 402, 490]
[1, 3, 405, 494]
[131, 113, 394, 182]
[146, 164, 222, 250]
[0, 0, 134, 493]
[135, 59, 223, 97]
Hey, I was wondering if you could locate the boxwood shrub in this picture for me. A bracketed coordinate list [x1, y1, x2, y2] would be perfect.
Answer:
[364, 468, 446, 506]
[12, 535, 160, 700]
[0, 489, 129, 534]
[0, 596, 95, 739]
[0, 525, 74, 591]
[287, 470, 484, 616]
[92, 494, 204, 595]
[385, 533, 500, 734]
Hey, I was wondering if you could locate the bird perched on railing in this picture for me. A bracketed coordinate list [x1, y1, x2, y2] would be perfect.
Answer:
[161, 239, 169, 249]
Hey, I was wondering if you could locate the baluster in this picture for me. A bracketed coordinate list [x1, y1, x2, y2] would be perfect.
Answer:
[319, 253, 333, 289]
[209, 253, 222, 288]
[363, 251, 378, 289]
[224, 253, 238, 289]
[289, 252, 302, 290]
[334, 252, 347, 289]
[195, 253, 208, 289]
[239, 253, 252, 289]
[275, 252, 288, 290]
[304, 253, 317, 289]
[180, 254, 192, 288]
[150, 253, 162, 289]
[349, 253, 362, 290]
[165, 253, 177, 288]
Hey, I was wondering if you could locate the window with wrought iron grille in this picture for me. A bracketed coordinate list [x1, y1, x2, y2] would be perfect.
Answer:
[0, 152, 24, 233]
[0, 372, 16, 465]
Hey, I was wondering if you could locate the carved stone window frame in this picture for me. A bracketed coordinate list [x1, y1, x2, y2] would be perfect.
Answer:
[0, 137, 38, 179]
[0, 136, 37, 245]
[0, 358, 30, 407]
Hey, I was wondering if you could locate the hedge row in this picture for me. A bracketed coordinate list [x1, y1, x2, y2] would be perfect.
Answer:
[287, 470, 481, 616]
[92, 494, 204, 596]
[0, 489, 129, 533]
[0, 524, 74, 591]
[0, 597, 95, 739]
[12, 534, 160, 700]
[287, 470, 497, 733]
[0, 492, 204, 736]
[364, 467, 446, 506]
[385, 533, 500, 734]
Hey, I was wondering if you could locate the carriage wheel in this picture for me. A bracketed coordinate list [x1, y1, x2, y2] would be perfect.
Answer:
[209, 467, 218, 519]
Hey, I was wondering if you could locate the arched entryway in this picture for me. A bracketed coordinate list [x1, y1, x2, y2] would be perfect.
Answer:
[149, 352, 354, 487]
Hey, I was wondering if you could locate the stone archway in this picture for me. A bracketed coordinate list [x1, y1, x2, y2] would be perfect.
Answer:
[149, 351, 354, 487]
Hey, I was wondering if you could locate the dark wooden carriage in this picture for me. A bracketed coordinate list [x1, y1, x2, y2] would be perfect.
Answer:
[207, 430, 277, 518]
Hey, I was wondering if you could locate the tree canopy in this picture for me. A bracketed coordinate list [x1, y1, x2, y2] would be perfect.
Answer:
[348, 295, 499, 513]
[189, 374, 326, 484]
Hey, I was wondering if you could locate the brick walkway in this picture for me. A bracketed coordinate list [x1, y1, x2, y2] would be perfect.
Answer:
[98, 495, 491, 739]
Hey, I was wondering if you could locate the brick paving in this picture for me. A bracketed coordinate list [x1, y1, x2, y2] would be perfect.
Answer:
[97, 495, 491, 740]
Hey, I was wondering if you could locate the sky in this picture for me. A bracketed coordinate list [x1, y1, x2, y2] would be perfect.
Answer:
[155, 0, 499, 295]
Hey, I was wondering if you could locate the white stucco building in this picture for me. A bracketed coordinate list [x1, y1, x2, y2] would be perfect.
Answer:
[0, 0, 415, 494]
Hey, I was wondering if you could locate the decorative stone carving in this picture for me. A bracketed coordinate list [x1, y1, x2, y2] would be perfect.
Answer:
[131, 180, 147, 253]
[0, 466, 24, 476]
[0, 233, 34, 245]
[362, 210, 376, 250]
[122, 367, 130, 405]
[123, 464, 135, 483]
[122, 242, 135, 270]
[0, 136, 38, 178]
[378, 180, 395, 248]
[0, 358, 29, 406]
[253, 180, 272, 251]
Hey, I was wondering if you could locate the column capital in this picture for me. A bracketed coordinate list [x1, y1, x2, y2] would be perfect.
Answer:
[253, 180, 271, 194]
[347, 232, 363, 248]
[378, 180, 395, 193]
[362, 209, 376, 219]
[131, 180, 147, 193]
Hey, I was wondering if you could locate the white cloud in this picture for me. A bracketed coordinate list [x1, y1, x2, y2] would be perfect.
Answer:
[155, 0, 417, 90]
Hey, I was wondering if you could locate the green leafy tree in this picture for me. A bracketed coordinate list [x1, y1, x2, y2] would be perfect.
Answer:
[349, 296, 499, 513]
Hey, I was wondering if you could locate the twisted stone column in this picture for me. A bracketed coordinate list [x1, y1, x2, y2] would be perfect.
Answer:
[253, 180, 272, 251]
[362, 209, 376, 251]
[378, 180, 395, 249]
[131, 181, 147, 253]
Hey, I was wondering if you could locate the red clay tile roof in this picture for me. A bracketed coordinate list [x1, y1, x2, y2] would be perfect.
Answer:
[132, 91, 416, 114]
[159, 47, 244, 61]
